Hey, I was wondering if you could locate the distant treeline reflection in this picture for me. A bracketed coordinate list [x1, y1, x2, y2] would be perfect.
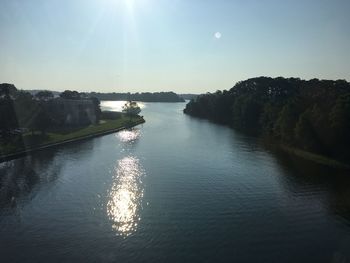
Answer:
[184, 77, 350, 162]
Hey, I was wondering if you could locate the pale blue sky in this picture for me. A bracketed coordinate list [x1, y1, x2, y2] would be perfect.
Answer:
[1, 0, 349, 93]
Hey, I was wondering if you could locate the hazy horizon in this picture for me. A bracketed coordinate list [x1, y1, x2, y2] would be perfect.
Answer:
[15, 75, 350, 95]
[1, 0, 350, 93]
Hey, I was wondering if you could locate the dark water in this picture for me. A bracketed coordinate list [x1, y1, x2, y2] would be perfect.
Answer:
[1, 102, 350, 263]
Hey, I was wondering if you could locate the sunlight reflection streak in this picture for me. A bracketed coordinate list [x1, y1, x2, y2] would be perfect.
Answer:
[107, 156, 144, 236]
[117, 128, 140, 143]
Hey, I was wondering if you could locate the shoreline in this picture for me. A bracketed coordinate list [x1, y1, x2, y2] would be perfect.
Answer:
[0, 119, 145, 163]
[279, 145, 350, 170]
[185, 114, 350, 170]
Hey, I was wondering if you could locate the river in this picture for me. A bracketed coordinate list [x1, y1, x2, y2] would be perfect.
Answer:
[0, 101, 350, 262]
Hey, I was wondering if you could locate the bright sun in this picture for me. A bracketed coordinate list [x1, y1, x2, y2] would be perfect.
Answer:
[124, 0, 135, 9]
[107, 0, 135, 8]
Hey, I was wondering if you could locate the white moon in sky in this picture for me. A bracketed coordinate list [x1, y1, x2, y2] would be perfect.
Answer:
[214, 32, 222, 39]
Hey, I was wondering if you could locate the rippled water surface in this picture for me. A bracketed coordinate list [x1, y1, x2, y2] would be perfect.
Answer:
[1, 102, 350, 262]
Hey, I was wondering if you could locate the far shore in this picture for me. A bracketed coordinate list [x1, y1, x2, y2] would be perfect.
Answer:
[0, 116, 145, 163]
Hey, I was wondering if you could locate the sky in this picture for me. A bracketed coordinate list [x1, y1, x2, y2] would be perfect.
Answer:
[1, 0, 350, 93]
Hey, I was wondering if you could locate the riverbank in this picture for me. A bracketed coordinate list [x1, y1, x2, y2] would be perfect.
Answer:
[185, 114, 350, 170]
[0, 116, 145, 162]
[279, 145, 350, 170]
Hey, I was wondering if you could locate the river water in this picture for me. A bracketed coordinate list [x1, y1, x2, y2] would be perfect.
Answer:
[1, 101, 350, 262]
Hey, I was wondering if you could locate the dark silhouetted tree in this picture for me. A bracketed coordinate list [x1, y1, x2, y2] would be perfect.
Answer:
[60, 90, 81, 100]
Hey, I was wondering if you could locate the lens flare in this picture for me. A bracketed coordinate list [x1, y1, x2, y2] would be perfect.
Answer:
[214, 32, 222, 39]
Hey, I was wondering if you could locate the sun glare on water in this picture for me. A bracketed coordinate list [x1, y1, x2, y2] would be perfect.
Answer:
[107, 157, 145, 236]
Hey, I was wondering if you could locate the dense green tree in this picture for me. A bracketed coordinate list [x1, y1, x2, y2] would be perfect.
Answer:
[273, 101, 300, 143]
[0, 85, 103, 139]
[232, 95, 262, 132]
[330, 94, 350, 135]
[60, 90, 81, 100]
[13, 91, 38, 128]
[0, 84, 19, 138]
[294, 108, 321, 151]
[259, 103, 281, 135]
[32, 104, 52, 135]
[0, 97, 18, 137]
[329, 93, 350, 158]
[122, 101, 141, 116]
[0, 83, 17, 98]
[184, 77, 350, 161]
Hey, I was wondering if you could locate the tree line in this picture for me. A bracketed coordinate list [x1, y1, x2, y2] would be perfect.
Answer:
[89, 91, 185, 102]
[0, 84, 101, 139]
[184, 77, 350, 161]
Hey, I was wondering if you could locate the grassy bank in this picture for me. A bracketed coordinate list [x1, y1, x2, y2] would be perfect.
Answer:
[280, 145, 350, 170]
[0, 115, 144, 159]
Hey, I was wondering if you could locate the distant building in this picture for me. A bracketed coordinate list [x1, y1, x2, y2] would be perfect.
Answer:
[52, 98, 97, 126]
